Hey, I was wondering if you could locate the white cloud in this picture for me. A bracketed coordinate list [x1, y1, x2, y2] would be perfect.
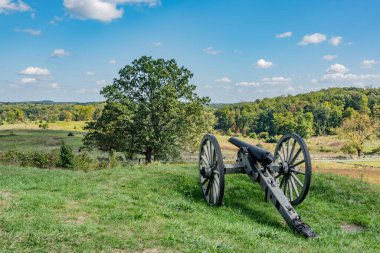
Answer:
[322, 63, 380, 83]
[298, 33, 326, 45]
[49, 16, 63, 26]
[0, 0, 30, 13]
[329, 36, 343, 46]
[48, 83, 60, 89]
[75, 87, 99, 94]
[261, 76, 292, 85]
[14, 28, 41, 36]
[322, 54, 338, 61]
[361, 59, 378, 69]
[96, 80, 107, 86]
[86, 71, 95, 75]
[326, 63, 349, 74]
[63, 0, 160, 22]
[203, 46, 223, 55]
[215, 77, 231, 83]
[51, 48, 71, 57]
[152, 41, 161, 47]
[109, 59, 117, 64]
[322, 73, 380, 82]
[285, 86, 295, 92]
[255, 58, 273, 69]
[20, 77, 36, 84]
[276, 31, 292, 38]
[311, 78, 318, 84]
[19, 67, 50, 76]
[235, 81, 260, 87]
[64, 0, 123, 22]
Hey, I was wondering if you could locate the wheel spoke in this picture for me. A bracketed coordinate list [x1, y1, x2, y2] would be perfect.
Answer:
[291, 172, 304, 187]
[201, 154, 209, 166]
[290, 176, 299, 197]
[275, 173, 281, 179]
[205, 179, 212, 195]
[213, 179, 218, 203]
[288, 180, 293, 201]
[289, 148, 301, 165]
[201, 178, 209, 186]
[277, 150, 285, 163]
[207, 140, 212, 164]
[203, 143, 209, 162]
[290, 169, 306, 176]
[288, 139, 297, 163]
[281, 143, 287, 162]
[286, 139, 290, 161]
[280, 176, 285, 188]
[289, 159, 305, 169]
[210, 142, 214, 164]
[283, 177, 287, 196]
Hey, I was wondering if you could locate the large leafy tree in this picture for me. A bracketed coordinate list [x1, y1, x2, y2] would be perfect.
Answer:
[338, 113, 378, 157]
[84, 56, 210, 163]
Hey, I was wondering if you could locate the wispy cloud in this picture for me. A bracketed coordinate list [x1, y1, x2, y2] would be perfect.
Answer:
[322, 54, 338, 61]
[0, 0, 30, 13]
[49, 16, 63, 26]
[329, 36, 343, 46]
[51, 48, 71, 57]
[235, 81, 260, 87]
[203, 46, 223, 55]
[215, 77, 231, 83]
[14, 28, 41, 36]
[276, 31, 292, 38]
[109, 59, 117, 64]
[361, 59, 378, 69]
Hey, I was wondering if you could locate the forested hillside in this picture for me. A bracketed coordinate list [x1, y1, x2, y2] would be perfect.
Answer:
[2, 87, 380, 139]
[214, 87, 380, 138]
[0, 102, 104, 124]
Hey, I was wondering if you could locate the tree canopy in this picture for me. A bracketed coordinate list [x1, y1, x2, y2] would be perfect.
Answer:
[84, 56, 210, 162]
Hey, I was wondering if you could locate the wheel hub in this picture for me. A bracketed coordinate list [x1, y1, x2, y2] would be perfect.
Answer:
[200, 165, 214, 179]
[281, 162, 289, 175]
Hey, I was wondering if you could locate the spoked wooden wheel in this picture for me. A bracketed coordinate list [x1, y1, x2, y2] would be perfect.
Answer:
[199, 133, 225, 206]
[274, 133, 312, 206]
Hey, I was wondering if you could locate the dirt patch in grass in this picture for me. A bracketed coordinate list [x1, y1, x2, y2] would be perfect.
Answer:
[340, 223, 365, 233]
[0, 191, 12, 208]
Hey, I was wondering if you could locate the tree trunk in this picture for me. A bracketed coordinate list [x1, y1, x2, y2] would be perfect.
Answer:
[145, 147, 153, 163]
[357, 149, 362, 158]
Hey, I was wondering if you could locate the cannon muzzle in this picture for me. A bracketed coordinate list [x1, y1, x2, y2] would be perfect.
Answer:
[229, 137, 274, 165]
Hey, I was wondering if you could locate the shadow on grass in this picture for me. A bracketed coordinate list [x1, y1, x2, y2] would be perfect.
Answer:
[171, 172, 288, 232]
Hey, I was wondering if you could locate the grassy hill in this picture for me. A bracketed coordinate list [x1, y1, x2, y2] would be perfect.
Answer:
[0, 165, 379, 252]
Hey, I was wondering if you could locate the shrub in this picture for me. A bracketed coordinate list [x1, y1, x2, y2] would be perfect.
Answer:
[258, 132, 269, 140]
[39, 122, 49, 129]
[249, 132, 257, 139]
[57, 143, 75, 169]
[74, 153, 93, 171]
[67, 132, 75, 137]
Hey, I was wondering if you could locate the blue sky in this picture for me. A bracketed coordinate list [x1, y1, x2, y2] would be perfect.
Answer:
[1, 0, 380, 102]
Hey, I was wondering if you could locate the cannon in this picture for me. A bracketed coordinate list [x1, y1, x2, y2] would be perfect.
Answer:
[198, 133, 317, 238]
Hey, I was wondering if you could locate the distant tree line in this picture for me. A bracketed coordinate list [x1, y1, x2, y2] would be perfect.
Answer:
[213, 87, 380, 139]
[0, 103, 104, 124]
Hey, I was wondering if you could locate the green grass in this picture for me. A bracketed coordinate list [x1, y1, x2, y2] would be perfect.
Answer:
[0, 129, 85, 153]
[0, 164, 379, 252]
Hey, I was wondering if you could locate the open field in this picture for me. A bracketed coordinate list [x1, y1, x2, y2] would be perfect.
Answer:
[0, 164, 379, 252]
[0, 129, 85, 153]
[1, 128, 380, 185]
[0, 121, 87, 132]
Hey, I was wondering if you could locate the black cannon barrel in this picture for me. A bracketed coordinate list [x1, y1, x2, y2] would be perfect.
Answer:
[229, 137, 274, 165]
